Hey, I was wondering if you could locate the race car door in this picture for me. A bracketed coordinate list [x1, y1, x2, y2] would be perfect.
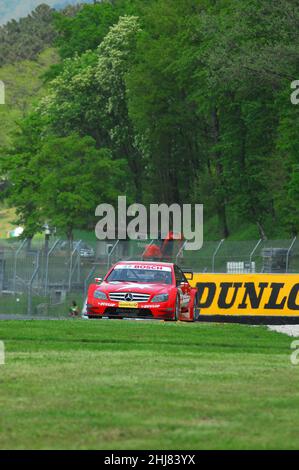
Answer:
[174, 265, 191, 311]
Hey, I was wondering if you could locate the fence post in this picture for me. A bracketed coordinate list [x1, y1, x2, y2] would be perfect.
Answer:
[249, 239, 262, 271]
[84, 265, 97, 298]
[13, 238, 27, 294]
[27, 251, 40, 315]
[68, 241, 82, 291]
[107, 240, 119, 271]
[286, 237, 297, 273]
[175, 240, 187, 265]
[212, 239, 225, 273]
[44, 239, 60, 296]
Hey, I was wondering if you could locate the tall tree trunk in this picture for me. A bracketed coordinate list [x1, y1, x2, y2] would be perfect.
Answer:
[211, 107, 229, 238]
[256, 221, 267, 240]
[66, 228, 74, 259]
[26, 236, 33, 253]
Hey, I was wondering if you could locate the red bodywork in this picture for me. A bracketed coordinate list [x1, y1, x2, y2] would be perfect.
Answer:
[86, 261, 198, 322]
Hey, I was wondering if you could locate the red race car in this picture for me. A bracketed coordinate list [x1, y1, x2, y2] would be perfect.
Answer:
[86, 261, 199, 321]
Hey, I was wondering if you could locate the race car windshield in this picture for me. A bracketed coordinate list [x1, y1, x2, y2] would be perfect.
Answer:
[106, 268, 172, 285]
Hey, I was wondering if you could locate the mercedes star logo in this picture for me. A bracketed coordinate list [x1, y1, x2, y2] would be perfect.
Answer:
[124, 293, 133, 302]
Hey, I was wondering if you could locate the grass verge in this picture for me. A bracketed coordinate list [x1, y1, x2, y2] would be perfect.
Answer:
[0, 320, 298, 449]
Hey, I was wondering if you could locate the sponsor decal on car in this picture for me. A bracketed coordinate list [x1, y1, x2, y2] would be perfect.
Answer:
[140, 304, 162, 309]
[114, 264, 172, 272]
[118, 301, 138, 309]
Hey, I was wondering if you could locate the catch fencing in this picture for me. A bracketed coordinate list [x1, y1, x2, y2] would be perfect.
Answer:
[0, 236, 298, 316]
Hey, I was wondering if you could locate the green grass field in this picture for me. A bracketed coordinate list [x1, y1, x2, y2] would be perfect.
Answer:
[0, 320, 298, 450]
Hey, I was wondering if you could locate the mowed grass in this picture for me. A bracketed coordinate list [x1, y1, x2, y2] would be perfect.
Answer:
[0, 320, 298, 450]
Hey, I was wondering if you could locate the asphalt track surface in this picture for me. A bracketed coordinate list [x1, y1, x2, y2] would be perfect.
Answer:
[267, 325, 299, 337]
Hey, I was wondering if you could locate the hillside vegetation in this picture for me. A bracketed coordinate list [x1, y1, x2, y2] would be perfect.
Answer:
[1, 0, 299, 243]
[0, 4, 57, 66]
[0, 0, 89, 25]
[0, 48, 59, 147]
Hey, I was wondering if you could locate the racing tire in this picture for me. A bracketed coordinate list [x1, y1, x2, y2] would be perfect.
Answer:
[174, 296, 180, 321]
[192, 295, 200, 322]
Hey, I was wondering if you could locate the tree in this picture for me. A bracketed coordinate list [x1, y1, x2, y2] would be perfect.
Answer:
[95, 15, 143, 200]
[0, 112, 45, 239]
[126, 0, 204, 206]
[34, 133, 128, 242]
[3, 0, 299, 241]
[1, 128, 128, 241]
[53, 0, 134, 59]
[0, 4, 56, 66]
[39, 15, 143, 200]
[196, 0, 299, 237]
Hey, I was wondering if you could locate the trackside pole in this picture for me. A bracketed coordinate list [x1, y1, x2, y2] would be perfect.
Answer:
[84, 264, 97, 298]
[44, 239, 61, 296]
[175, 240, 187, 265]
[286, 237, 297, 273]
[107, 240, 119, 271]
[212, 239, 225, 273]
[68, 240, 82, 292]
[13, 238, 26, 295]
[27, 251, 40, 315]
[249, 239, 262, 270]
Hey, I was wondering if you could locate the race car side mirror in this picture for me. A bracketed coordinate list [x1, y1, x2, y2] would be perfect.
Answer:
[95, 277, 103, 284]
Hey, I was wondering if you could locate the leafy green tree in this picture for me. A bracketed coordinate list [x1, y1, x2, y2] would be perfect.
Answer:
[127, 0, 204, 206]
[3, 0, 299, 241]
[1, 126, 128, 241]
[39, 15, 143, 199]
[0, 4, 56, 66]
[54, 0, 134, 59]
[34, 133, 127, 241]
[38, 50, 102, 142]
[95, 15, 143, 200]
[198, 0, 299, 237]
[0, 113, 45, 239]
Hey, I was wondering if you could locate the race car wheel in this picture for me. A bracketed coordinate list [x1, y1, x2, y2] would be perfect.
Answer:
[174, 296, 180, 321]
[193, 297, 199, 322]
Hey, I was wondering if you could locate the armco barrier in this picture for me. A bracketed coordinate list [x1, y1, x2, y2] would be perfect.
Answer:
[190, 273, 299, 318]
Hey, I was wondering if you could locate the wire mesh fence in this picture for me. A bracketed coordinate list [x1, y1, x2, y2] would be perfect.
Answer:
[0, 236, 299, 317]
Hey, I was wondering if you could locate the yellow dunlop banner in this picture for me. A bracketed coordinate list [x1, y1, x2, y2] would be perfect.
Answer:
[189, 273, 299, 316]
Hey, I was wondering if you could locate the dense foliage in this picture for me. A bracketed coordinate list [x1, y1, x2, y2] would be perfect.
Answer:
[2, 0, 299, 240]
[0, 48, 59, 149]
[0, 0, 90, 26]
[0, 4, 56, 66]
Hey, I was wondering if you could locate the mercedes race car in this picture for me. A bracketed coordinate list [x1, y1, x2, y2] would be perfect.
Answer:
[86, 261, 199, 321]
